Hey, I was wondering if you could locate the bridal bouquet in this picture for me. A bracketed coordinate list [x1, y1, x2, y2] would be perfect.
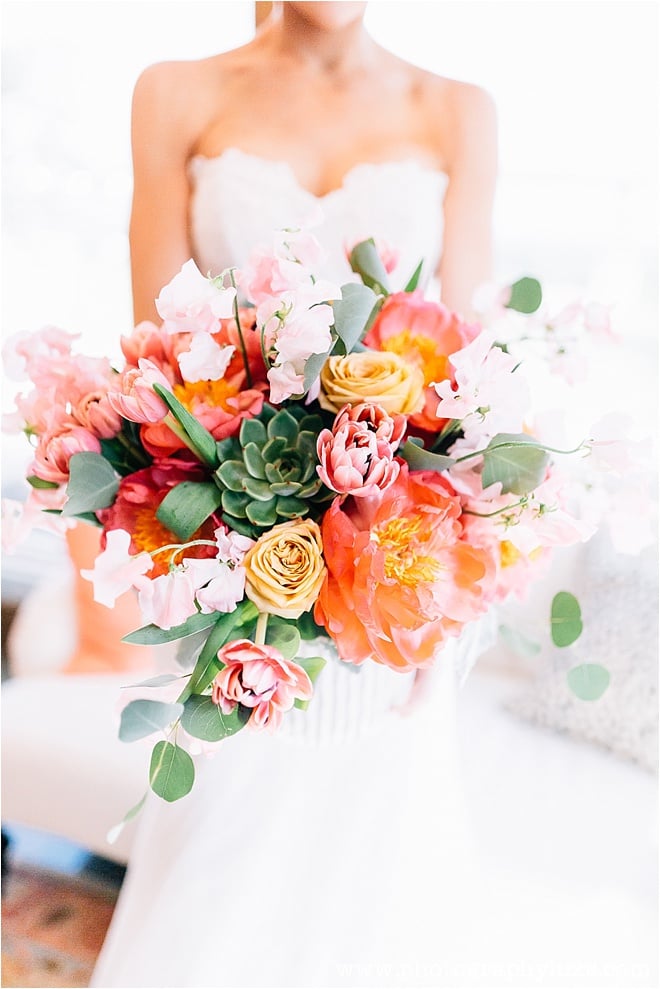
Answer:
[7, 231, 614, 805]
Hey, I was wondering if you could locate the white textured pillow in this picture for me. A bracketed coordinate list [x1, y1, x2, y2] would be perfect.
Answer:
[504, 534, 658, 772]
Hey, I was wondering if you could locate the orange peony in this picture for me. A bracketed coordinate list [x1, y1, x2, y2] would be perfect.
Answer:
[364, 291, 480, 434]
[314, 464, 495, 672]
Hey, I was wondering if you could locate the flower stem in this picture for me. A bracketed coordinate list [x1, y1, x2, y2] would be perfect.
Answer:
[149, 539, 217, 564]
[229, 269, 253, 388]
[463, 498, 527, 519]
[255, 612, 269, 646]
[454, 439, 587, 465]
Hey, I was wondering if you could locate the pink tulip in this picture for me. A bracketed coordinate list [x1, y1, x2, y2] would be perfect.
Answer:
[316, 403, 406, 498]
[211, 639, 313, 732]
[31, 423, 101, 484]
[108, 358, 171, 424]
[72, 390, 123, 438]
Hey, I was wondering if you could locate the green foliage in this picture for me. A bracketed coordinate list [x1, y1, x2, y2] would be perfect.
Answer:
[498, 624, 541, 658]
[122, 611, 220, 645]
[348, 238, 390, 296]
[118, 699, 184, 742]
[106, 792, 148, 845]
[155, 481, 223, 542]
[183, 600, 259, 698]
[180, 695, 250, 742]
[297, 610, 329, 641]
[293, 654, 327, 710]
[400, 438, 455, 473]
[265, 617, 301, 661]
[481, 434, 550, 495]
[566, 663, 610, 701]
[153, 383, 218, 467]
[332, 282, 380, 354]
[27, 475, 59, 490]
[62, 453, 118, 517]
[122, 674, 184, 689]
[403, 259, 424, 293]
[550, 591, 583, 647]
[149, 741, 195, 802]
[506, 277, 543, 314]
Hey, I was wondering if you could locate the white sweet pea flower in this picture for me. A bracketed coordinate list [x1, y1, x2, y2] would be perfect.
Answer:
[81, 528, 152, 607]
[178, 335, 236, 383]
[586, 413, 645, 474]
[156, 260, 237, 334]
[195, 565, 247, 614]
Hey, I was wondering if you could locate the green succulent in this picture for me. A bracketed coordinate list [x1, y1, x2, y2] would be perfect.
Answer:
[215, 404, 333, 538]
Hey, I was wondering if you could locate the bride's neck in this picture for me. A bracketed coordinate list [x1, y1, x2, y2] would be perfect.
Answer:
[257, 6, 378, 76]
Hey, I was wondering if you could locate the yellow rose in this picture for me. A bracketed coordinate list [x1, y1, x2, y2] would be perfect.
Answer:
[244, 518, 326, 619]
[319, 351, 424, 415]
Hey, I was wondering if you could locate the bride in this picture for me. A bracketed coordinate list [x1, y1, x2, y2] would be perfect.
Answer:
[92, 3, 498, 986]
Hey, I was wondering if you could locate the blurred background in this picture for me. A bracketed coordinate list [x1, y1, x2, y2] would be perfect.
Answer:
[1, 3, 657, 987]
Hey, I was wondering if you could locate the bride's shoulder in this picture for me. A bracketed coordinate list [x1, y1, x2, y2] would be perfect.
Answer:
[402, 61, 497, 168]
[131, 49, 250, 152]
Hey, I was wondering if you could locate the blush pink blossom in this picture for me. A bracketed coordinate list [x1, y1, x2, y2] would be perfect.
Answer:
[155, 260, 237, 334]
[3, 326, 76, 382]
[135, 569, 198, 630]
[211, 639, 313, 731]
[177, 333, 236, 383]
[120, 320, 173, 369]
[31, 423, 101, 484]
[317, 402, 406, 497]
[71, 389, 122, 439]
[108, 359, 172, 424]
[81, 528, 153, 607]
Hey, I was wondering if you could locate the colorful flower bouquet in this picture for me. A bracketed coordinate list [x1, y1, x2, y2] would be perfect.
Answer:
[6, 230, 615, 806]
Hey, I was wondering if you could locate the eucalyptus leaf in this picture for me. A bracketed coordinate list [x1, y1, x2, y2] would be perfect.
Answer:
[551, 591, 583, 647]
[293, 655, 326, 710]
[181, 694, 250, 742]
[122, 611, 220, 645]
[506, 277, 543, 314]
[332, 282, 379, 354]
[265, 618, 301, 661]
[348, 239, 390, 296]
[118, 699, 183, 742]
[149, 741, 195, 802]
[155, 481, 223, 542]
[567, 663, 610, 701]
[106, 791, 147, 845]
[297, 610, 329, 641]
[400, 439, 455, 473]
[153, 383, 218, 467]
[303, 348, 334, 393]
[481, 434, 550, 495]
[185, 608, 246, 697]
[121, 674, 184, 689]
[62, 453, 118, 516]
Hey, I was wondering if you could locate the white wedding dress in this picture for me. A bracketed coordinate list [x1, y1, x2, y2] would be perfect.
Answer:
[92, 150, 493, 989]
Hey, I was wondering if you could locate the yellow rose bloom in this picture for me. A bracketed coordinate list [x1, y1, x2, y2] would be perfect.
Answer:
[319, 351, 424, 415]
[244, 518, 326, 619]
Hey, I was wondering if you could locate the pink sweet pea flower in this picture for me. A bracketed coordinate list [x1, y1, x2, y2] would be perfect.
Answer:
[317, 403, 406, 497]
[177, 334, 236, 383]
[136, 569, 198, 630]
[108, 359, 171, 424]
[3, 326, 76, 382]
[155, 260, 237, 334]
[81, 528, 153, 607]
[586, 414, 645, 474]
[211, 639, 313, 732]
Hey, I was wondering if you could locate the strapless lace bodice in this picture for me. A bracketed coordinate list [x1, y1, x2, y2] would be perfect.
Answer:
[189, 148, 448, 290]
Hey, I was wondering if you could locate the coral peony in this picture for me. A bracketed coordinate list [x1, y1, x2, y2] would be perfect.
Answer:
[364, 292, 479, 433]
[316, 402, 406, 497]
[211, 639, 313, 731]
[315, 464, 496, 672]
[97, 461, 219, 577]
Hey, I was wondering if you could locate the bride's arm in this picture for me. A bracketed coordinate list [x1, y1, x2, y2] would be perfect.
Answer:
[129, 63, 202, 325]
[438, 84, 498, 319]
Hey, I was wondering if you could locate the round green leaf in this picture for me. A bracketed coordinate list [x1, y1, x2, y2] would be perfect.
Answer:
[481, 434, 549, 495]
[119, 699, 184, 742]
[181, 695, 250, 741]
[149, 741, 195, 802]
[550, 591, 583, 647]
[506, 277, 543, 314]
[265, 619, 301, 661]
[567, 663, 611, 701]
[62, 452, 119, 516]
